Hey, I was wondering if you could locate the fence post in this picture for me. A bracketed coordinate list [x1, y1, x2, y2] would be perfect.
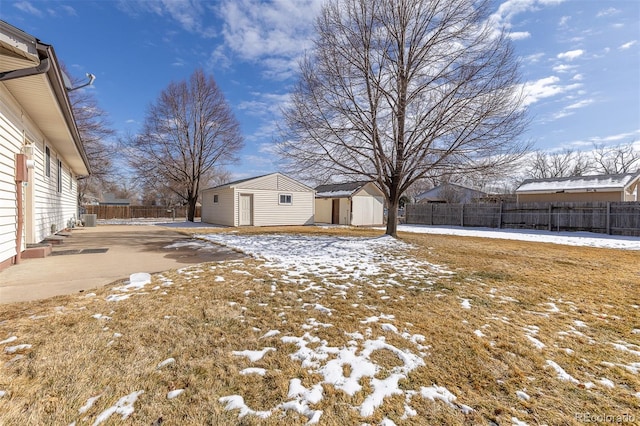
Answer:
[430, 204, 434, 226]
[548, 204, 552, 231]
[498, 202, 503, 229]
[460, 203, 464, 227]
[606, 202, 611, 235]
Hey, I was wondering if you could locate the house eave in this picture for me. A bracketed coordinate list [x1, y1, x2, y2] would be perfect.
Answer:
[0, 21, 90, 176]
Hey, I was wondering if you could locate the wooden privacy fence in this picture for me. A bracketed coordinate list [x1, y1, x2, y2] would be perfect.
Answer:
[82, 205, 201, 220]
[405, 202, 640, 236]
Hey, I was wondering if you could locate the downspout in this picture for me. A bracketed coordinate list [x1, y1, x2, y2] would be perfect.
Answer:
[0, 42, 51, 82]
[14, 154, 29, 265]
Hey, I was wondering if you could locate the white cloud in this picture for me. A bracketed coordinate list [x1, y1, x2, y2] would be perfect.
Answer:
[218, 0, 323, 79]
[619, 40, 637, 50]
[521, 76, 581, 107]
[524, 53, 545, 63]
[60, 5, 77, 16]
[13, 1, 42, 16]
[552, 64, 576, 73]
[597, 7, 619, 18]
[557, 49, 584, 61]
[509, 31, 531, 41]
[572, 74, 583, 81]
[568, 130, 640, 148]
[558, 15, 570, 27]
[565, 99, 594, 110]
[117, 0, 216, 38]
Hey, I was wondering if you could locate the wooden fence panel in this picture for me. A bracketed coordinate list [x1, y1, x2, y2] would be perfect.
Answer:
[406, 201, 640, 237]
[82, 205, 201, 220]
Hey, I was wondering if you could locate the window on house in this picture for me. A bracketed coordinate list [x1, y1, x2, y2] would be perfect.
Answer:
[57, 160, 62, 193]
[279, 194, 292, 205]
[213, 194, 219, 203]
[45, 146, 51, 177]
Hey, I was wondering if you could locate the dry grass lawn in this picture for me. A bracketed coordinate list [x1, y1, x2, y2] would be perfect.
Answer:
[0, 226, 638, 425]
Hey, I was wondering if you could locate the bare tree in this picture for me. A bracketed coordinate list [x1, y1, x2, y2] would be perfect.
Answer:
[527, 149, 593, 179]
[592, 142, 639, 174]
[128, 69, 243, 221]
[279, 0, 529, 237]
[64, 66, 116, 204]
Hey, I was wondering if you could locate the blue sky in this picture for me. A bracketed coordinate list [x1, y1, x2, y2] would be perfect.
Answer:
[2, 0, 639, 180]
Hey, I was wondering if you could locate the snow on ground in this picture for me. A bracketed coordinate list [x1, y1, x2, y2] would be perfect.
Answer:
[5, 224, 636, 423]
[392, 224, 640, 250]
[192, 231, 638, 423]
[190, 233, 471, 423]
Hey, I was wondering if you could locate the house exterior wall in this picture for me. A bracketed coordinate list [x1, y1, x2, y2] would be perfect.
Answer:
[314, 198, 333, 223]
[201, 187, 236, 226]
[243, 189, 314, 226]
[517, 191, 625, 203]
[0, 89, 22, 267]
[337, 198, 350, 225]
[0, 84, 81, 269]
[351, 194, 384, 226]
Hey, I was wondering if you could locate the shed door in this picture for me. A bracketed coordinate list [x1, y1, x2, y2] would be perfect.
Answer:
[239, 194, 253, 226]
[332, 199, 340, 224]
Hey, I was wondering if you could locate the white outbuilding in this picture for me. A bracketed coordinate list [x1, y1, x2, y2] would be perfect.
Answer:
[315, 181, 385, 226]
[201, 173, 315, 227]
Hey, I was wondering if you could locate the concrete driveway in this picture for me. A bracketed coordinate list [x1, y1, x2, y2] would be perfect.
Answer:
[0, 225, 243, 304]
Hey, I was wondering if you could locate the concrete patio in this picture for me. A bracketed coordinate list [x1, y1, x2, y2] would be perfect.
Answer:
[0, 224, 242, 304]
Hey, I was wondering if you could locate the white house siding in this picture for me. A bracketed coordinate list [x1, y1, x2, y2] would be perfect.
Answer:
[244, 189, 314, 226]
[201, 173, 315, 227]
[351, 194, 384, 226]
[0, 94, 22, 266]
[313, 198, 350, 224]
[1, 85, 82, 269]
[315, 198, 332, 224]
[201, 188, 236, 226]
[235, 174, 311, 193]
[24, 129, 79, 242]
[337, 198, 351, 225]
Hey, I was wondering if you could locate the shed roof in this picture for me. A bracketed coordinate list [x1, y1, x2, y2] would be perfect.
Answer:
[315, 181, 377, 198]
[516, 172, 640, 194]
[416, 183, 486, 202]
[204, 172, 314, 192]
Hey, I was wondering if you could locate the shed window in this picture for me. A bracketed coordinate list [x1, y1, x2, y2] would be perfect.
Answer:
[279, 194, 292, 205]
[213, 194, 219, 203]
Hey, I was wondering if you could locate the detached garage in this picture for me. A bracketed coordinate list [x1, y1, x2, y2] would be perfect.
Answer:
[315, 181, 385, 226]
[201, 173, 315, 227]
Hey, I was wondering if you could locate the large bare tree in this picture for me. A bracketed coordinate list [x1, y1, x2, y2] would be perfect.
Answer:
[129, 69, 243, 221]
[279, 0, 529, 236]
[64, 66, 116, 204]
[527, 149, 594, 179]
[592, 142, 639, 174]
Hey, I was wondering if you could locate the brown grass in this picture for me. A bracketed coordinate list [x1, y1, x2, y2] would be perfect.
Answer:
[0, 226, 638, 425]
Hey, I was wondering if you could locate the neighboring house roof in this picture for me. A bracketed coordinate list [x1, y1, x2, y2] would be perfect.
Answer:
[315, 181, 378, 198]
[416, 183, 486, 203]
[516, 172, 640, 194]
[0, 20, 90, 175]
[100, 193, 130, 206]
[204, 172, 315, 192]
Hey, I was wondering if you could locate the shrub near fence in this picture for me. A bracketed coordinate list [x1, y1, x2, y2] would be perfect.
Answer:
[405, 202, 640, 237]
[82, 205, 201, 220]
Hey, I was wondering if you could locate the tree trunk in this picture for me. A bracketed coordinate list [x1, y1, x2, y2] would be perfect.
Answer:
[187, 197, 197, 222]
[385, 198, 399, 238]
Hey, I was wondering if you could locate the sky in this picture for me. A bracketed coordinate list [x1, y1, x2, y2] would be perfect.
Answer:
[2, 0, 639, 181]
